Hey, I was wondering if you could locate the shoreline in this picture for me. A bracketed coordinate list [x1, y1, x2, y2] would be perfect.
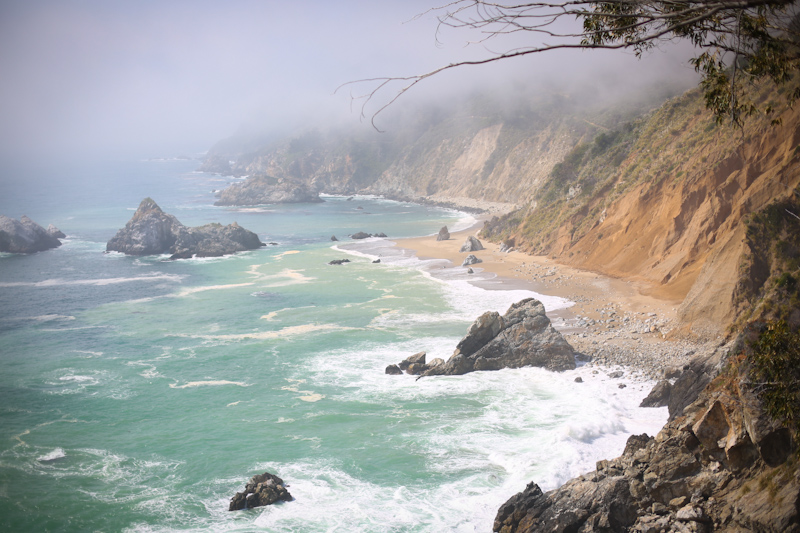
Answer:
[392, 215, 719, 381]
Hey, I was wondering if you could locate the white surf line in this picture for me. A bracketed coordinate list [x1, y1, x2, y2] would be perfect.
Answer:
[169, 380, 250, 389]
[0, 273, 185, 288]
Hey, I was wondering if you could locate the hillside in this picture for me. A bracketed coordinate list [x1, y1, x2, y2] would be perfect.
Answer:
[482, 80, 800, 337]
[202, 84, 684, 207]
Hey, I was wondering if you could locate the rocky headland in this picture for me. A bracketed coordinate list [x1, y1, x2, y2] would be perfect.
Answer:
[213, 176, 322, 206]
[0, 215, 63, 253]
[493, 335, 799, 532]
[106, 198, 264, 259]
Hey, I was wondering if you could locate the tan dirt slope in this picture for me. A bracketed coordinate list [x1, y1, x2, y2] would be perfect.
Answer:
[539, 98, 800, 337]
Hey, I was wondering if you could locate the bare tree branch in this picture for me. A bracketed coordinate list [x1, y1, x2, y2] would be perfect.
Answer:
[338, 0, 800, 129]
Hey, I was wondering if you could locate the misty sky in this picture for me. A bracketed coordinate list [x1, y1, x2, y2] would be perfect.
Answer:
[0, 1, 699, 160]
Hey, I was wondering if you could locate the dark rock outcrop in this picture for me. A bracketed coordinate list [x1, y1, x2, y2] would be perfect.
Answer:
[0, 215, 62, 253]
[459, 236, 484, 252]
[351, 232, 387, 240]
[437, 226, 450, 241]
[328, 259, 351, 265]
[493, 344, 799, 533]
[106, 198, 263, 259]
[421, 298, 576, 377]
[229, 472, 293, 511]
[385, 364, 402, 375]
[640, 379, 672, 407]
[214, 176, 322, 206]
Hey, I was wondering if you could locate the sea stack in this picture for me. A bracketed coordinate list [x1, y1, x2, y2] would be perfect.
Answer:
[0, 215, 63, 253]
[107, 198, 264, 259]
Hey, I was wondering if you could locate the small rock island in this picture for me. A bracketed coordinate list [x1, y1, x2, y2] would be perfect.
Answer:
[0, 215, 64, 253]
[107, 198, 264, 259]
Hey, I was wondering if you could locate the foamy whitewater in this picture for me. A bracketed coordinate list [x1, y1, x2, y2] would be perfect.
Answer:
[0, 159, 667, 531]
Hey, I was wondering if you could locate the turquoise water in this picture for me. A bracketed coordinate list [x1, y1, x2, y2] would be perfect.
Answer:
[0, 159, 666, 532]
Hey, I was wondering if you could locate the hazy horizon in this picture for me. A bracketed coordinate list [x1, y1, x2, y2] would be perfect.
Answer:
[0, 1, 700, 163]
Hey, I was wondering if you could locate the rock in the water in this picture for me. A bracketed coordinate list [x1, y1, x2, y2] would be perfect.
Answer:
[640, 379, 672, 407]
[459, 236, 484, 252]
[574, 376, 583, 383]
[214, 176, 322, 206]
[351, 231, 387, 240]
[385, 364, 402, 375]
[421, 298, 576, 377]
[0, 215, 62, 253]
[106, 198, 263, 259]
[398, 351, 426, 371]
[372, 259, 381, 263]
[328, 259, 351, 265]
[331, 235, 338, 241]
[437, 226, 450, 241]
[46, 224, 66, 239]
[462, 254, 482, 266]
[229, 472, 293, 511]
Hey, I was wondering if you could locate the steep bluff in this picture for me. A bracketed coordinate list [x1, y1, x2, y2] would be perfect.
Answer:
[483, 82, 800, 337]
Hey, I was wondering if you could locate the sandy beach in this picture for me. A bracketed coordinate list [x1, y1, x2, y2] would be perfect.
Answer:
[394, 218, 721, 380]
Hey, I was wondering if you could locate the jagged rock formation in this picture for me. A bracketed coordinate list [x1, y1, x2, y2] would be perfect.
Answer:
[0, 215, 62, 253]
[46, 224, 66, 239]
[106, 198, 263, 259]
[214, 176, 322, 206]
[459, 236, 484, 252]
[421, 298, 576, 377]
[437, 226, 450, 241]
[493, 340, 799, 533]
[229, 472, 293, 511]
[639, 379, 672, 408]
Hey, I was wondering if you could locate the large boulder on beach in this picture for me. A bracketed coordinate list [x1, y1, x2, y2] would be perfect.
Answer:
[107, 198, 264, 259]
[437, 226, 450, 241]
[462, 254, 482, 266]
[229, 472, 293, 511]
[421, 298, 576, 377]
[214, 176, 322, 206]
[0, 215, 62, 253]
[459, 236, 484, 252]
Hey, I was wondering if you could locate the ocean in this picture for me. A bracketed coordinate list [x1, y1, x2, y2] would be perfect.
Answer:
[0, 158, 667, 532]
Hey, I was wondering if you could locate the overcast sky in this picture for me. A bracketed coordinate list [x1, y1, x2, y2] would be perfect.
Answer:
[0, 1, 698, 160]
